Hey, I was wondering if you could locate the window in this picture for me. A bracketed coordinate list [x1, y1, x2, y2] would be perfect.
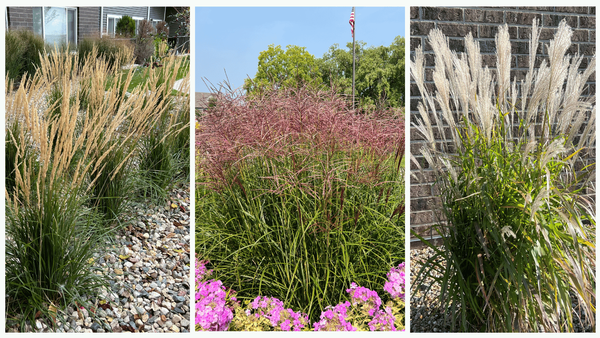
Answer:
[133, 17, 144, 35]
[32, 7, 77, 47]
[106, 15, 144, 37]
[106, 15, 120, 37]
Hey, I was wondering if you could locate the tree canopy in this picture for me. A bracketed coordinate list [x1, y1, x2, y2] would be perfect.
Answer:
[243, 44, 321, 95]
[318, 36, 405, 109]
[245, 36, 405, 110]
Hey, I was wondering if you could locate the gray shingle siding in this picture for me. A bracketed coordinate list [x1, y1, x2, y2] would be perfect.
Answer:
[78, 7, 101, 42]
[102, 6, 148, 34]
[149, 7, 166, 21]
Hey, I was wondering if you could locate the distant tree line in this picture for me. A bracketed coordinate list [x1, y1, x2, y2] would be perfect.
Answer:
[244, 36, 405, 111]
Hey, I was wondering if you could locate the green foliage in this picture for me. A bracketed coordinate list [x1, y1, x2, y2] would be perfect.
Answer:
[169, 7, 190, 38]
[5, 182, 110, 331]
[318, 36, 405, 110]
[229, 300, 312, 331]
[245, 37, 405, 111]
[411, 21, 596, 332]
[116, 15, 136, 37]
[197, 153, 403, 323]
[77, 36, 133, 70]
[244, 44, 322, 94]
[89, 139, 132, 223]
[5, 29, 46, 81]
[5, 118, 36, 199]
[137, 116, 175, 200]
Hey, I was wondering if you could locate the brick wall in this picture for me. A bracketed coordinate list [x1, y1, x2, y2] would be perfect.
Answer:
[7, 7, 34, 31]
[409, 7, 596, 246]
[78, 7, 100, 43]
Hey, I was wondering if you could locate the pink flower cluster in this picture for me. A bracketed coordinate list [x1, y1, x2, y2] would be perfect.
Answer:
[194, 260, 406, 331]
[383, 262, 406, 300]
[368, 306, 396, 331]
[247, 296, 310, 331]
[313, 301, 356, 331]
[195, 259, 236, 331]
[314, 264, 406, 332]
[347, 282, 383, 316]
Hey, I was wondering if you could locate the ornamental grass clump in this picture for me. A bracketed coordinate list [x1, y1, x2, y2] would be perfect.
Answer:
[137, 55, 190, 200]
[196, 84, 404, 322]
[4, 44, 180, 330]
[411, 19, 595, 332]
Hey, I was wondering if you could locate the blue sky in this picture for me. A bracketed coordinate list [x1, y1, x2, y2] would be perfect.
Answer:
[195, 7, 405, 92]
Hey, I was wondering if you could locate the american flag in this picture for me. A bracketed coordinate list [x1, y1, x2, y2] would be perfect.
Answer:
[349, 8, 355, 38]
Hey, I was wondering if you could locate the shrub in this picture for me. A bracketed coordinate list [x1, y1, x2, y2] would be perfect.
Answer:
[5, 30, 25, 81]
[116, 15, 136, 37]
[77, 36, 134, 70]
[154, 38, 170, 59]
[411, 19, 596, 332]
[155, 21, 169, 41]
[134, 20, 155, 64]
[5, 29, 45, 81]
[196, 85, 404, 322]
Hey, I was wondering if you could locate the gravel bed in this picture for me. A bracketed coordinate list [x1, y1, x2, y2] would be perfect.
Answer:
[410, 247, 451, 333]
[410, 247, 594, 333]
[6, 185, 191, 333]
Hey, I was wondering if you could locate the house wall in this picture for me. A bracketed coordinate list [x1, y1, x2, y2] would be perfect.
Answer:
[149, 7, 166, 21]
[78, 7, 101, 42]
[409, 6, 596, 246]
[101, 6, 148, 34]
[6, 7, 34, 31]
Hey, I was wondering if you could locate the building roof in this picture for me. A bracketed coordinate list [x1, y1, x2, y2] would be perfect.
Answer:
[195, 92, 214, 110]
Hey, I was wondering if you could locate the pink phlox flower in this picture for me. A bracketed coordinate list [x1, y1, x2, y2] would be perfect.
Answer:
[246, 296, 308, 331]
[346, 282, 382, 312]
[195, 261, 234, 331]
[368, 306, 396, 331]
[280, 319, 291, 331]
[384, 263, 406, 300]
[313, 302, 355, 331]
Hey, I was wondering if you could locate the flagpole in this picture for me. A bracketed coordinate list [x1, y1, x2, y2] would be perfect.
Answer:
[352, 7, 356, 110]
